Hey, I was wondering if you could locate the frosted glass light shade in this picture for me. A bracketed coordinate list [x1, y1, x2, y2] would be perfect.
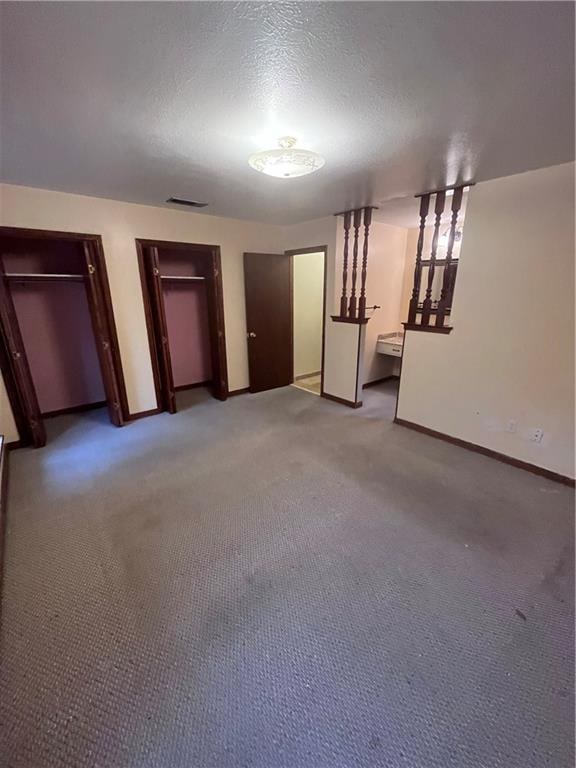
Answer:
[249, 136, 325, 179]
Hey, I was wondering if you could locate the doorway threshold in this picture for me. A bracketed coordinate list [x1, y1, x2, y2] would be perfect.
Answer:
[291, 374, 321, 396]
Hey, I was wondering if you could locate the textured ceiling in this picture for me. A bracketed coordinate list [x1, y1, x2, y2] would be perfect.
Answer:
[0, 2, 573, 226]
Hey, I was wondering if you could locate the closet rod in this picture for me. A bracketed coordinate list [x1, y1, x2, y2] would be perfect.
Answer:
[5, 272, 84, 282]
[160, 275, 206, 281]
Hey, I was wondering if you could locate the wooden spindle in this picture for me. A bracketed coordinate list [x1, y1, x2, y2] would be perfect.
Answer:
[339, 210, 352, 317]
[348, 208, 362, 318]
[436, 186, 464, 327]
[420, 191, 446, 326]
[407, 194, 431, 324]
[358, 207, 373, 319]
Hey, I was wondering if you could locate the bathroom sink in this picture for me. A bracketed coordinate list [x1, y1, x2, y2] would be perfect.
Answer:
[376, 333, 404, 357]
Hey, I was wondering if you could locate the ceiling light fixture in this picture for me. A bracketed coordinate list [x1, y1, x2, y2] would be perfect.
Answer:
[248, 136, 325, 179]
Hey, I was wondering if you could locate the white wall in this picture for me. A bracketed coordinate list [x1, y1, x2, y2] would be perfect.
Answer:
[0, 183, 284, 432]
[362, 221, 408, 384]
[293, 251, 324, 378]
[397, 162, 575, 478]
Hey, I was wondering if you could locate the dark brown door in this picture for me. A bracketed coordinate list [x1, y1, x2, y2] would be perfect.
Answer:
[81, 243, 124, 426]
[147, 246, 176, 413]
[244, 252, 292, 393]
[0, 265, 46, 447]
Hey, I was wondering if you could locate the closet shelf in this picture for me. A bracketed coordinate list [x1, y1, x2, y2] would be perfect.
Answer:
[160, 275, 206, 281]
[5, 272, 84, 282]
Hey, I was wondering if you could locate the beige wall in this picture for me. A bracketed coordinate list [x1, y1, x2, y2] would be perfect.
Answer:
[362, 221, 408, 384]
[0, 188, 351, 437]
[292, 251, 324, 378]
[397, 162, 575, 478]
[0, 183, 285, 431]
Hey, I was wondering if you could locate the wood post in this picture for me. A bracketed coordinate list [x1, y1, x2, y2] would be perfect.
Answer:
[436, 186, 464, 327]
[339, 210, 352, 317]
[335, 205, 376, 322]
[420, 191, 446, 326]
[358, 207, 372, 320]
[348, 209, 362, 318]
[407, 194, 431, 324]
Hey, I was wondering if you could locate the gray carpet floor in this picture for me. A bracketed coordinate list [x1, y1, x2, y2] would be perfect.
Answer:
[0, 382, 573, 768]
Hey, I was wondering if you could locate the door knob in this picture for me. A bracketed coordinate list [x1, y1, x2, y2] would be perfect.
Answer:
[248, 332, 256, 338]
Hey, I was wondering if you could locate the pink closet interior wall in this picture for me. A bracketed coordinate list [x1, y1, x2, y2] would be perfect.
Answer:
[3, 240, 80, 274]
[162, 282, 212, 388]
[10, 282, 106, 413]
[159, 248, 206, 278]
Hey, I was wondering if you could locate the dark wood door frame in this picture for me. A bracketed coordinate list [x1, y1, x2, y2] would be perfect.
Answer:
[136, 238, 228, 413]
[284, 246, 328, 397]
[0, 226, 129, 446]
[0, 264, 46, 446]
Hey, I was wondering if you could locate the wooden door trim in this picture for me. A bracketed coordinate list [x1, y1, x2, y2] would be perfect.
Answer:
[0, 298, 36, 445]
[136, 243, 164, 411]
[206, 247, 229, 400]
[0, 265, 46, 445]
[149, 245, 177, 413]
[285, 246, 328, 396]
[0, 226, 129, 443]
[83, 237, 129, 422]
[0, 288, 42, 447]
[135, 239, 228, 413]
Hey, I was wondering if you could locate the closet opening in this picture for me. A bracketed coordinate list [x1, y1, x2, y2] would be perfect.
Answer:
[0, 227, 128, 448]
[136, 239, 228, 413]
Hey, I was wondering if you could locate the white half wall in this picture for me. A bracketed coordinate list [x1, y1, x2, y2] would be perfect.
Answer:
[397, 162, 575, 479]
[323, 322, 363, 404]
[293, 251, 324, 378]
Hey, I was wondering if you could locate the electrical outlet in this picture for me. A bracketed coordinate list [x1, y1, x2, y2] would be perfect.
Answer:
[529, 428, 544, 443]
[507, 420, 517, 434]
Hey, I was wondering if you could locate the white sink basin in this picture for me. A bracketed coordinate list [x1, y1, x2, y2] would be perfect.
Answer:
[377, 334, 404, 357]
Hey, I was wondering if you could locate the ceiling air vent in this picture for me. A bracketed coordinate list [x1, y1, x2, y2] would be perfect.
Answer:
[166, 196, 208, 208]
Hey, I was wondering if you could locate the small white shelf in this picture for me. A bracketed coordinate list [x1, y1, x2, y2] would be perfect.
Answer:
[160, 275, 205, 281]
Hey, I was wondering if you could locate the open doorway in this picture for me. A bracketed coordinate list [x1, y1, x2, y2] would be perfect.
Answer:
[136, 239, 228, 413]
[0, 227, 128, 448]
[243, 247, 327, 395]
[289, 249, 326, 397]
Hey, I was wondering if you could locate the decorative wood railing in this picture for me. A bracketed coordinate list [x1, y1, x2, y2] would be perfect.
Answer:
[333, 206, 377, 324]
[405, 184, 469, 334]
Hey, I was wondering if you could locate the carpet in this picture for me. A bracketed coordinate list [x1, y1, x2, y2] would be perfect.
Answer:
[0, 382, 573, 767]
